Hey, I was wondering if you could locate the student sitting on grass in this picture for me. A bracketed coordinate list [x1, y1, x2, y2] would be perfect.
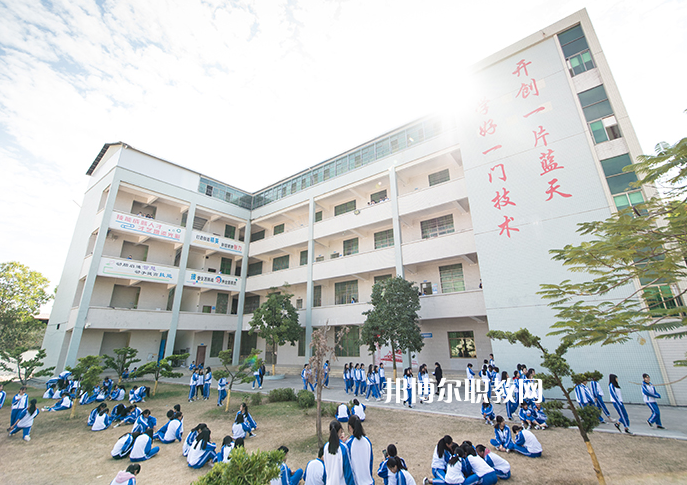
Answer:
[187, 428, 217, 469]
[132, 409, 156, 434]
[92, 406, 113, 431]
[214, 436, 235, 464]
[236, 402, 257, 436]
[511, 425, 542, 458]
[271, 445, 304, 485]
[8, 399, 39, 442]
[110, 464, 140, 485]
[518, 402, 537, 430]
[336, 403, 350, 423]
[489, 416, 514, 452]
[481, 400, 495, 426]
[112, 431, 138, 459]
[44, 393, 72, 412]
[532, 402, 548, 429]
[184, 423, 207, 457]
[232, 413, 250, 439]
[130, 428, 159, 462]
[476, 444, 510, 480]
[378, 444, 408, 485]
[89, 403, 108, 426]
[388, 457, 417, 485]
[153, 410, 184, 443]
[110, 385, 126, 401]
[351, 399, 366, 422]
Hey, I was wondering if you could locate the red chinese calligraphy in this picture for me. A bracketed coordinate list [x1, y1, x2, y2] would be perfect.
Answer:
[523, 106, 546, 118]
[498, 216, 519, 238]
[492, 188, 516, 210]
[512, 59, 531, 77]
[482, 145, 503, 155]
[488, 164, 507, 183]
[545, 178, 572, 201]
[539, 149, 563, 175]
[516, 78, 539, 99]
[476, 97, 489, 115]
[533, 126, 550, 147]
[479, 119, 497, 137]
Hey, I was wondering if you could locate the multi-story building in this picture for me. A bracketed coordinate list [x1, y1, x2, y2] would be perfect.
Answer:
[43, 10, 684, 405]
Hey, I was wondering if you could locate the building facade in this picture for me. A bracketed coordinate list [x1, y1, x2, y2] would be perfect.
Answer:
[43, 10, 685, 405]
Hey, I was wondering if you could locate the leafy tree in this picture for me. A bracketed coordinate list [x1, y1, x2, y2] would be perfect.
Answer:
[214, 349, 262, 411]
[132, 353, 189, 396]
[0, 262, 53, 383]
[193, 446, 282, 485]
[631, 135, 687, 199]
[361, 276, 423, 380]
[487, 329, 604, 484]
[65, 355, 103, 419]
[102, 347, 141, 384]
[249, 288, 300, 376]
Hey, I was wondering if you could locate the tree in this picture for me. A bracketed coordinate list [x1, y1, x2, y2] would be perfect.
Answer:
[487, 329, 605, 484]
[0, 262, 53, 384]
[193, 446, 282, 485]
[102, 347, 141, 384]
[214, 349, 262, 412]
[132, 353, 189, 396]
[249, 288, 300, 376]
[65, 355, 104, 419]
[361, 276, 423, 380]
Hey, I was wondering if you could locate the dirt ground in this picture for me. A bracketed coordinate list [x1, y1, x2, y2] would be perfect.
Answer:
[1, 380, 686, 485]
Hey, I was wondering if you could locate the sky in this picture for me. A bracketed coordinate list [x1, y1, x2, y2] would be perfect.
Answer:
[1, 0, 686, 311]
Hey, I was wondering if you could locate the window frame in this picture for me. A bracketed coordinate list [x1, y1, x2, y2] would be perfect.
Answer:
[448, 331, 476, 359]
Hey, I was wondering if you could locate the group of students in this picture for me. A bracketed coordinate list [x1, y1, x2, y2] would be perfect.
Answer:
[342, 362, 386, 401]
[302, 361, 330, 392]
[188, 367, 213, 402]
[110, 404, 182, 462]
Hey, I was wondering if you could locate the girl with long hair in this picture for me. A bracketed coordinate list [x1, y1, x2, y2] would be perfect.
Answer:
[322, 420, 355, 485]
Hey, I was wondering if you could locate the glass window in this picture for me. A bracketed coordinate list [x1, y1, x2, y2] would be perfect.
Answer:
[601, 154, 633, 177]
[606, 172, 638, 195]
[362, 145, 375, 165]
[448, 331, 476, 358]
[334, 200, 356, 216]
[336, 156, 349, 176]
[343, 238, 359, 256]
[251, 230, 265, 242]
[274, 223, 285, 235]
[440, 263, 465, 293]
[224, 225, 236, 239]
[244, 295, 260, 314]
[272, 255, 289, 272]
[390, 132, 407, 153]
[590, 121, 608, 144]
[335, 326, 360, 357]
[216, 293, 229, 315]
[220, 257, 232, 275]
[349, 150, 362, 168]
[370, 190, 387, 203]
[375, 138, 390, 160]
[374, 274, 392, 284]
[240, 330, 257, 358]
[335, 280, 358, 305]
[406, 123, 425, 146]
[644, 285, 684, 317]
[429, 169, 450, 186]
[300, 250, 308, 266]
[558, 24, 584, 46]
[374, 229, 394, 249]
[313, 285, 322, 307]
[421, 214, 455, 239]
[298, 327, 306, 357]
[247, 261, 263, 277]
[210, 331, 224, 358]
[315, 211, 323, 222]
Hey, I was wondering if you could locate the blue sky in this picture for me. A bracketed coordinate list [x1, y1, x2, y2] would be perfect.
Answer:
[1, 0, 686, 307]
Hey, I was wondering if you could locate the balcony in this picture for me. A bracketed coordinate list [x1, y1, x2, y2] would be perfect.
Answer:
[312, 247, 395, 281]
[402, 230, 476, 266]
[109, 210, 185, 245]
[418, 290, 486, 320]
[178, 312, 239, 331]
[246, 265, 308, 292]
[80, 254, 93, 280]
[398, 178, 468, 217]
[249, 226, 308, 257]
[183, 270, 240, 292]
[97, 257, 179, 285]
[314, 202, 392, 240]
[83, 307, 173, 331]
[190, 230, 244, 256]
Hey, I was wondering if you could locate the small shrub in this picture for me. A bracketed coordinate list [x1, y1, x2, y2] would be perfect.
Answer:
[577, 404, 602, 433]
[542, 400, 573, 428]
[251, 392, 263, 406]
[321, 402, 338, 417]
[297, 389, 315, 409]
[193, 446, 283, 485]
[269, 387, 297, 402]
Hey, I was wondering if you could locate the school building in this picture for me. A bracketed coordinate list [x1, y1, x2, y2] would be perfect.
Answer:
[43, 10, 685, 405]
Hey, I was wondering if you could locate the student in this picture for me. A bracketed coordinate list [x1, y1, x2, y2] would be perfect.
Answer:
[117, 405, 141, 427]
[232, 413, 250, 439]
[8, 398, 39, 441]
[378, 363, 385, 393]
[346, 416, 374, 485]
[403, 368, 414, 409]
[642, 373, 664, 429]
[253, 365, 261, 390]
[302, 364, 315, 392]
[187, 428, 217, 468]
[81, 386, 99, 406]
[122, 368, 130, 380]
[203, 368, 212, 400]
[504, 376, 519, 422]
[492, 368, 504, 401]
[511, 425, 542, 458]
[189, 370, 199, 402]
[93, 406, 113, 431]
[214, 436, 235, 463]
[130, 428, 159, 462]
[259, 363, 266, 389]
[184, 423, 207, 457]
[489, 354, 496, 368]
[351, 399, 366, 422]
[373, 366, 382, 400]
[96, 386, 109, 402]
[271, 445, 304, 485]
[322, 420, 356, 485]
[476, 445, 510, 480]
[237, 402, 258, 435]
[518, 402, 536, 430]
[43, 384, 57, 400]
[479, 365, 491, 398]
[304, 447, 327, 485]
[433, 363, 443, 396]
[388, 457, 417, 485]
[189, 361, 196, 371]
[574, 378, 603, 423]
[417, 365, 430, 403]
[324, 360, 331, 389]
[608, 374, 631, 434]
[351, 362, 359, 395]
[366, 365, 380, 401]
[112, 431, 138, 459]
[217, 376, 228, 406]
[89, 403, 108, 426]
[103, 377, 114, 393]
[10, 386, 28, 428]
[44, 393, 73, 412]
[154, 410, 184, 443]
[378, 444, 408, 485]
[110, 385, 126, 401]
[431, 435, 453, 480]
[132, 409, 155, 434]
[462, 443, 497, 485]
[532, 402, 548, 429]
[466, 364, 475, 382]
[589, 376, 612, 423]
[490, 416, 513, 452]
[0, 384, 6, 410]
[481, 401, 495, 426]
[196, 369, 205, 400]
[110, 464, 140, 485]
[336, 402, 350, 423]
[131, 386, 148, 404]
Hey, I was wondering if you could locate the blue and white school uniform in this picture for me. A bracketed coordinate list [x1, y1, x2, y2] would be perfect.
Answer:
[9, 407, 39, 439]
[493, 374, 504, 401]
[366, 373, 379, 400]
[130, 387, 146, 403]
[0, 389, 6, 409]
[609, 383, 629, 429]
[153, 418, 183, 443]
[214, 442, 235, 463]
[405, 374, 413, 407]
[343, 369, 350, 394]
[236, 410, 257, 431]
[465, 455, 497, 485]
[48, 395, 72, 411]
[129, 433, 159, 462]
[302, 368, 310, 390]
[431, 446, 451, 479]
[270, 461, 304, 485]
[336, 403, 350, 423]
[122, 407, 141, 425]
[187, 439, 216, 468]
[479, 370, 491, 396]
[324, 362, 330, 388]
[358, 368, 367, 395]
[575, 383, 603, 423]
[519, 407, 534, 426]
[232, 421, 249, 439]
[96, 388, 108, 402]
[304, 458, 326, 485]
[466, 366, 475, 382]
[485, 452, 510, 480]
[253, 368, 261, 389]
[589, 380, 610, 418]
[352, 403, 366, 421]
[110, 388, 125, 401]
[189, 374, 198, 401]
[379, 366, 386, 392]
[43, 388, 55, 399]
[203, 372, 212, 399]
[346, 434, 374, 485]
[505, 380, 519, 421]
[111, 433, 135, 459]
[322, 440, 356, 485]
[88, 407, 101, 426]
[92, 411, 113, 431]
[10, 393, 28, 426]
[481, 403, 495, 422]
[132, 414, 154, 434]
[183, 430, 198, 456]
[395, 469, 418, 485]
[80, 389, 96, 406]
[490, 425, 514, 450]
[512, 429, 542, 458]
[378, 457, 408, 485]
[533, 406, 548, 425]
[217, 377, 228, 405]
[642, 381, 662, 427]
[103, 378, 114, 393]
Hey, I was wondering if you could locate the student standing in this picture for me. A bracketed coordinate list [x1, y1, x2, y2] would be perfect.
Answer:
[642, 374, 664, 429]
[574, 378, 604, 423]
[203, 368, 212, 400]
[608, 374, 631, 434]
[433, 363, 443, 395]
[322, 420, 356, 485]
[403, 368, 414, 409]
[8, 398, 39, 441]
[189, 371, 198, 402]
[109, 464, 140, 485]
[346, 416, 374, 485]
[217, 377, 228, 406]
[343, 364, 351, 394]
[271, 445, 304, 485]
[589, 376, 612, 423]
[9, 386, 28, 428]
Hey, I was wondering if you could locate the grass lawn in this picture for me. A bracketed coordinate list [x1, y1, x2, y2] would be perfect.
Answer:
[1, 381, 686, 484]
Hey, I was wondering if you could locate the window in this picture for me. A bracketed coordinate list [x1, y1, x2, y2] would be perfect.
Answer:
[335, 200, 356, 216]
[298, 328, 306, 356]
[370, 189, 387, 203]
[343, 238, 359, 256]
[272, 255, 289, 272]
[315, 211, 323, 222]
[220, 257, 232, 275]
[335, 280, 358, 305]
[247, 261, 263, 277]
[240, 331, 258, 359]
[110, 285, 140, 309]
[578, 85, 620, 144]
[202, 305, 212, 313]
[429, 169, 450, 186]
[313, 285, 322, 307]
[440, 263, 465, 293]
[421, 214, 455, 239]
[244, 295, 260, 313]
[205, 185, 213, 196]
[296, 298, 303, 310]
[251, 230, 265, 242]
[390, 132, 406, 153]
[613, 191, 645, 212]
[224, 224, 236, 239]
[558, 24, 595, 77]
[406, 123, 424, 146]
[644, 285, 684, 317]
[601, 154, 639, 195]
[448, 331, 476, 358]
[274, 223, 285, 235]
[300, 250, 308, 266]
[210, 331, 224, 358]
[335, 326, 360, 357]
[216, 293, 229, 314]
[166, 287, 175, 311]
[375, 138, 390, 160]
[374, 229, 394, 249]
[374, 274, 392, 284]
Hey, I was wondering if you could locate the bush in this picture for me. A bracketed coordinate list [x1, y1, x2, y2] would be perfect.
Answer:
[297, 389, 315, 409]
[542, 400, 573, 428]
[577, 404, 602, 433]
[269, 388, 296, 402]
[321, 402, 338, 417]
[193, 446, 283, 485]
[250, 392, 263, 406]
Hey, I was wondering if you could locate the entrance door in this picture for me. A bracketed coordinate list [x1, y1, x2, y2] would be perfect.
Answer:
[196, 345, 206, 367]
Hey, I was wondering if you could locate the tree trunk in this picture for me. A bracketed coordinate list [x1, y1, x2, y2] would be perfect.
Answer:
[316, 367, 323, 448]
[272, 342, 277, 377]
[225, 390, 231, 412]
[69, 394, 78, 420]
[391, 342, 398, 381]
[153, 379, 159, 396]
[117, 375, 122, 385]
